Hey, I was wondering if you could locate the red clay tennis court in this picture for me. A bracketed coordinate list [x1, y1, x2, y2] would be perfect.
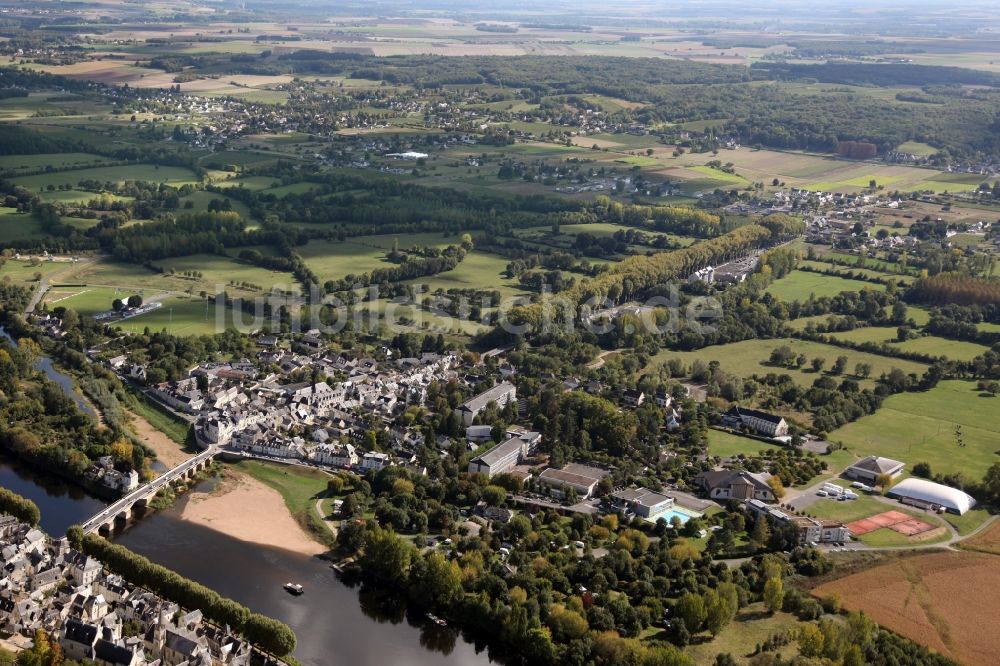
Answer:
[846, 510, 934, 537]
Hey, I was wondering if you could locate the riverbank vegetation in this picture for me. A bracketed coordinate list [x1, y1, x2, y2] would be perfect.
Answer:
[124, 388, 194, 448]
[0, 487, 40, 526]
[340, 502, 956, 666]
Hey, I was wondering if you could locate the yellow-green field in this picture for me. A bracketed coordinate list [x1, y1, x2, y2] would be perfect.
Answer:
[645, 337, 928, 389]
[766, 270, 884, 301]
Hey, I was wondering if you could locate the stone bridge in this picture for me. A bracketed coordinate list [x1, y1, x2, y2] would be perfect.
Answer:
[81, 446, 219, 535]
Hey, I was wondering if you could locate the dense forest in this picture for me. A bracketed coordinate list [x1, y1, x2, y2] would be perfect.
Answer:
[751, 62, 1000, 87]
[639, 82, 1000, 157]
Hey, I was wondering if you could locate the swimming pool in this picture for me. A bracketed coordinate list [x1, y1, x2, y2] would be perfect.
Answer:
[655, 505, 703, 525]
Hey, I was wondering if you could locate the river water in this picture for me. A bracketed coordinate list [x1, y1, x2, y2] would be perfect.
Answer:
[0, 326, 96, 418]
[1, 461, 502, 665]
[0, 458, 107, 534]
[115, 485, 504, 666]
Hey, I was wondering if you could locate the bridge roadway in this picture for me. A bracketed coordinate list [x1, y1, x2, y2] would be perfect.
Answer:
[80, 445, 219, 535]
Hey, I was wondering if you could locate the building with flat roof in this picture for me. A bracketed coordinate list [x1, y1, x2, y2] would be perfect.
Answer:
[538, 464, 607, 499]
[611, 488, 674, 520]
[466, 429, 540, 478]
[746, 499, 851, 544]
[457, 382, 516, 425]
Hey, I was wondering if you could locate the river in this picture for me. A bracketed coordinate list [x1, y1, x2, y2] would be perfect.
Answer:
[113, 479, 504, 666]
[0, 457, 107, 535]
[0, 326, 97, 419]
[1, 462, 502, 666]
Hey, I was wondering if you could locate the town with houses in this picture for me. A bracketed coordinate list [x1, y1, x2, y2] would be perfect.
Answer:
[0, 515, 278, 666]
[90, 331, 950, 556]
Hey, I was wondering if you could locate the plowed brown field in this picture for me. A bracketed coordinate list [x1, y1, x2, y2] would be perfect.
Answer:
[813, 551, 1000, 666]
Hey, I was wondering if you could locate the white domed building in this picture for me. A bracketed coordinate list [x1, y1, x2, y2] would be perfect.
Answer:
[886, 477, 977, 515]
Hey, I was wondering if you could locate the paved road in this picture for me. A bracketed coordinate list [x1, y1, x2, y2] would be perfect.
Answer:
[24, 257, 93, 314]
[314, 497, 338, 537]
[26, 277, 49, 314]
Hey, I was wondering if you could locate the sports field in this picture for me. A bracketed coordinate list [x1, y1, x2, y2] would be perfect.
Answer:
[809, 497, 948, 547]
[113, 296, 254, 336]
[831, 380, 1000, 477]
[44, 286, 165, 316]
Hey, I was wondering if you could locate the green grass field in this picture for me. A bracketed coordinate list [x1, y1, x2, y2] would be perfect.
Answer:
[299, 239, 396, 283]
[262, 182, 322, 197]
[126, 387, 192, 448]
[44, 286, 165, 316]
[0, 152, 112, 173]
[178, 190, 254, 219]
[355, 232, 461, 250]
[402, 250, 530, 298]
[0, 208, 44, 242]
[904, 306, 932, 326]
[888, 335, 991, 362]
[111, 296, 252, 336]
[214, 175, 281, 190]
[59, 256, 292, 299]
[159, 254, 300, 295]
[897, 172, 985, 194]
[10, 164, 200, 189]
[683, 603, 800, 664]
[942, 509, 992, 536]
[897, 141, 939, 157]
[647, 338, 928, 390]
[0, 258, 71, 284]
[38, 190, 132, 205]
[826, 326, 899, 345]
[706, 429, 785, 458]
[512, 222, 696, 252]
[798, 259, 915, 284]
[357, 298, 491, 337]
[766, 270, 884, 301]
[831, 380, 1000, 478]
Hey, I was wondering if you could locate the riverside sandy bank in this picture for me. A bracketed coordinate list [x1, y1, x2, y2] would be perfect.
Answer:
[178, 471, 326, 556]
